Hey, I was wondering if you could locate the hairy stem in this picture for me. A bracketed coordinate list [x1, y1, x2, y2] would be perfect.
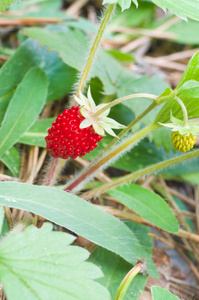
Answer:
[81, 148, 199, 199]
[64, 102, 158, 192]
[64, 123, 157, 192]
[76, 4, 116, 96]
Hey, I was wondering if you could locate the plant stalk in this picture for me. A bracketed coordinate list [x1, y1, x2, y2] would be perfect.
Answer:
[81, 148, 199, 199]
[65, 123, 157, 192]
[93, 93, 158, 118]
[114, 259, 147, 300]
[76, 4, 116, 96]
[175, 96, 189, 127]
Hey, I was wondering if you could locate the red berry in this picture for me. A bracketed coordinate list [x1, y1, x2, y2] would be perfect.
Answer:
[45, 106, 103, 159]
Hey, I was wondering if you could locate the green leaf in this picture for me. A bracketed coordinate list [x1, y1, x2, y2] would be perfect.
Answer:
[103, 0, 138, 11]
[0, 206, 5, 235]
[0, 0, 17, 12]
[0, 223, 110, 300]
[151, 0, 199, 21]
[0, 38, 76, 106]
[0, 67, 48, 157]
[176, 80, 199, 98]
[168, 19, 199, 45]
[22, 27, 133, 95]
[19, 118, 55, 148]
[176, 52, 199, 88]
[151, 286, 180, 300]
[0, 147, 20, 177]
[108, 184, 179, 233]
[0, 182, 157, 277]
[90, 248, 147, 300]
[90, 222, 152, 299]
[154, 56, 199, 123]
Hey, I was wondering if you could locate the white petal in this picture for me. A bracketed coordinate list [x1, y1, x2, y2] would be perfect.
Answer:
[102, 123, 118, 138]
[74, 95, 84, 106]
[95, 104, 110, 117]
[101, 117, 126, 129]
[79, 90, 91, 110]
[93, 123, 105, 136]
[80, 118, 93, 129]
[80, 106, 91, 118]
[87, 86, 96, 109]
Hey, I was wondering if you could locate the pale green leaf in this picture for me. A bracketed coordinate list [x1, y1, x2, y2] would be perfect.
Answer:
[151, 0, 199, 21]
[176, 80, 199, 98]
[0, 223, 110, 300]
[0, 182, 157, 277]
[108, 184, 179, 233]
[151, 286, 180, 300]
[0, 67, 48, 157]
[0, 0, 17, 12]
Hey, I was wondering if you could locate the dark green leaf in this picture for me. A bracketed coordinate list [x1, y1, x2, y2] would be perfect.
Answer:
[0, 147, 20, 177]
[108, 184, 179, 233]
[0, 182, 157, 277]
[19, 118, 55, 148]
[0, 67, 47, 157]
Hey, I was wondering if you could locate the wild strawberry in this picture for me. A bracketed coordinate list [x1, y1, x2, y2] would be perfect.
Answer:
[171, 131, 197, 153]
[159, 110, 199, 153]
[45, 87, 125, 159]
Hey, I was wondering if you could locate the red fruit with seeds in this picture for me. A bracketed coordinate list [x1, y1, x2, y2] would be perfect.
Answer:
[45, 106, 103, 159]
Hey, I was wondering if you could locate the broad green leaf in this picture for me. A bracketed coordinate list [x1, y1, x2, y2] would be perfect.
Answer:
[19, 118, 55, 148]
[108, 184, 179, 233]
[151, 0, 199, 21]
[0, 182, 158, 277]
[176, 52, 199, 88]
[0, 223, 110, 300]
[103, 0, 138, 10]
[0, 38, 76, 104]
[168, 20, 199, 45]
[0, 147, 20, 177]
[176, 80, 199, 98]
[152, 127, 174, 153]
[151, 286, 180, 300]
[0, 67, 47, 157]
[90, 222, 152, 299]
[154, 54, 199, 123]
[22, 27, 134, 95]
[0, 0, 17, 12]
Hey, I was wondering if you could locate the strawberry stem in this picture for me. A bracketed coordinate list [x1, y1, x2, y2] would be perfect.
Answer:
[64, 102, 158, 192]
[81, 148, 199, 199]
[64, 123, 157, 192]
[43, 157, 60, 186]
[92, 93, 158, 118]
[76, 4, 116, 97]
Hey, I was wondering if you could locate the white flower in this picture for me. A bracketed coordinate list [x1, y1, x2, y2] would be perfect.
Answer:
[74, 87, 125, 137]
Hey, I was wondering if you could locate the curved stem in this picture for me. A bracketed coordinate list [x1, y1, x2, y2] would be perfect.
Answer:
[175, 96, 189, 127]
[93, 93, 158, 118]
[64, 123, 157, 192]
[81, 148, 199, 199]
[76, 4, 116, 96]
[64, 102, 158, 192]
